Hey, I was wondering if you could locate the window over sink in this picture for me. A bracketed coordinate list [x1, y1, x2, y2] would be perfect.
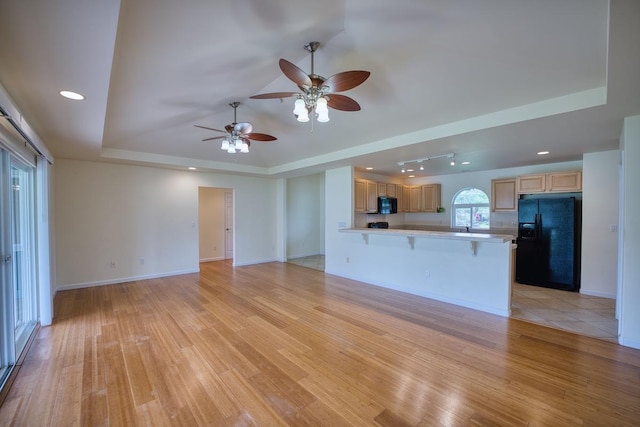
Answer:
[452, 187, 490, 230]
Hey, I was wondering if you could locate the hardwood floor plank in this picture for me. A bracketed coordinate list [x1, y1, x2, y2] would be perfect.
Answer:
[1, 261, 640, 426]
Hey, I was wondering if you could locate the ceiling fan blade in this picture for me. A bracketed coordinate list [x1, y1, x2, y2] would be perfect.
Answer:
[246, 132, 277, 142]
[194, 124, 225, 133]
[322, 70, 371, 93]
[234, 122, 253, 134]
[202, 136, 225, 142]
[279, 58, 312, 88]
[250, 91, 299, 100]
[327, 94, 361, 111]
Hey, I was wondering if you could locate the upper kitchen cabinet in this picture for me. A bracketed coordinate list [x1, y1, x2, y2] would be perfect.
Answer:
[491, 178, 517, 212]
[366, 181, 378, 212]
[516, 174, 546, 194]
[547, 171, 582, 192]
[516, 171, 582, 194]
[403, 185, 412, 212]
[386, 183, 397, 198]
[354, 180, 367, 213]
[354, 179, 379, 213]
[420, 184, 442, 213]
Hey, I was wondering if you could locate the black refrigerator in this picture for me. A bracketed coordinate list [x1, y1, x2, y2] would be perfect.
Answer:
[516, 196, 581, 291]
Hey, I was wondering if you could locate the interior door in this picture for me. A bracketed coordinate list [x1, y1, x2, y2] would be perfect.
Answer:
[225, 192, 233, 259]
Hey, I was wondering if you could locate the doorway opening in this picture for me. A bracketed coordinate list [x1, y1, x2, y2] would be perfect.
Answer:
[198, 187, 233, 263]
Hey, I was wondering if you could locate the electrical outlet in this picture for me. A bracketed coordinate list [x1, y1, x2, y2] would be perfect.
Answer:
[424, 270, 430, 278]
[346, 257, 350, 263]
[139, 258, 145, 265]
[110, 261, 116, 268]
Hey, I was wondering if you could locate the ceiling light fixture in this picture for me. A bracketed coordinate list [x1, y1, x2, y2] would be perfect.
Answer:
[251, 41, 370, 125]
[461, 161, 471, 165]
[59, 90, 85, 100]
[537, 151, 550, 155]
[194, 102, 277, 154]
[397, 153, 456, 172]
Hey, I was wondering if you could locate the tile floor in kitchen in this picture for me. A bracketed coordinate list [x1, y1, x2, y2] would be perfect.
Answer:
[287, 255, 618, 343]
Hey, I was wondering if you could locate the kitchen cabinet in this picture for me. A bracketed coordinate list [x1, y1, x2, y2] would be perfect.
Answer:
[395, 185, 403, 212]
[354, 180, 367, 213]
[547, 171, 582, 192]
[386, 184, 397, 197]
[377, 183, 387, 196]
[402, 185, 411, 212]
[420, 184, 441, 212]
[408, 186, 421, 212]
[491, 178, 517, 212]
[516, 174, 546, 194]
[354, 179, 379, 213]
[516, 171, 581, 194]
[366, 181, 378, 212]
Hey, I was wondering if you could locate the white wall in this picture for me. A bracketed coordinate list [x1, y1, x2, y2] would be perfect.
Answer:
[619, 115, 640, 349]
[581, 151, 619, 298]
[324, 166, 354, 274]
[54, 159, 282, 289]
[198, 187, 226, 262]
[286, 173, 325, 259]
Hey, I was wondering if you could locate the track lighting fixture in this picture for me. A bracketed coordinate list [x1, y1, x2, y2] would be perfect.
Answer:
[397, 153, 457, 172]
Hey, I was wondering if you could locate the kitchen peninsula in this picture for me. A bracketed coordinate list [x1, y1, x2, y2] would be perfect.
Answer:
[337, 227, 515, 316]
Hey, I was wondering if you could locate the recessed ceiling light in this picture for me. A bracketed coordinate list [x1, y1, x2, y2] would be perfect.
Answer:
[537, 151, 550, 155]
[365, 167, 373, 170]
[59, 90, 85, 100]
[406, 169, 414, 172]
[188, 167, 197, 170]
[461, 161, 471, 165]
[408, 175, 415, 178]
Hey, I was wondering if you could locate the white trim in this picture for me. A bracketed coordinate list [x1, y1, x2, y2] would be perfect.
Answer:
[199, 256, 224, 263]
[232, 258, 280, 267]
[580, 289, 616, 299]
[55, 269, 199, 292]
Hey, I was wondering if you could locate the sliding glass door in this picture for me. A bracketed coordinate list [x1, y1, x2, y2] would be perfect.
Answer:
[11, 159, 37, 354]
[0, 151, 37, 388]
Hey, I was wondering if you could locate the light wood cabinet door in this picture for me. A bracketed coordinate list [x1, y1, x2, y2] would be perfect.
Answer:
[420, 184, 441, 213]
[403, 185, 411, 212]
[366, 181, 378, 213]
[386, 184, 397, 197]
[491, 178, 517, 212]
[547, 171, 582, 192]
[377, 183, 386, 197]
[516, 174, 546, 194]
[409, 186, 421, 212]
[354, 180, 367, 213]
[395, 185, 403, 212]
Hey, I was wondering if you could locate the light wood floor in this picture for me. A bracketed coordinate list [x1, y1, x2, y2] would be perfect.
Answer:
[1, 261, 640, 426]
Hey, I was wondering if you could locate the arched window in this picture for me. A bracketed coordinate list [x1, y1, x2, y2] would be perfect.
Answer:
[452, 188, 490, 230]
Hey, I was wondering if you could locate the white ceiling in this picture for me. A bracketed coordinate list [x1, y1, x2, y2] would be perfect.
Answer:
[0, 0, 638, 178]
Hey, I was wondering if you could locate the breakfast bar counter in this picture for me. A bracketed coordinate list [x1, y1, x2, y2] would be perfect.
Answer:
[328, 228, 516, 316]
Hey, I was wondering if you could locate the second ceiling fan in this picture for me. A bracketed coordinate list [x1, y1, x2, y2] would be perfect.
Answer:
[251, 41, 370, 123]
[195, 102, 276, 154]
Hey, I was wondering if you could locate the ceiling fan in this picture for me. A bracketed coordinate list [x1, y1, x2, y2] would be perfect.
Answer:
[250, 41, 370, 122]
[194, 101, 276, 153]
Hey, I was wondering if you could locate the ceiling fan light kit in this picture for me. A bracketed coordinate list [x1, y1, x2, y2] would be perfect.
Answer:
[195, 101, 277, 154]
[251, 41, 370, 124]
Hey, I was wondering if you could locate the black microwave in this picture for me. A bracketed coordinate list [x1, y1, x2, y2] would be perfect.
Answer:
[377, 196, 398, 214]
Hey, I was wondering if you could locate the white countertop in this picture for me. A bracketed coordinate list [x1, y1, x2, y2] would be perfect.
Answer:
[340, 227, 514, 243]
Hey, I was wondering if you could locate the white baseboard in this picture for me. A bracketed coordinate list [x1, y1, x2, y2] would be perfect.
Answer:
[200, 256, 224, 263]
[233, 258, 279, 267]
[579, 289, 616, 299]
[55, 268, 200, 292]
